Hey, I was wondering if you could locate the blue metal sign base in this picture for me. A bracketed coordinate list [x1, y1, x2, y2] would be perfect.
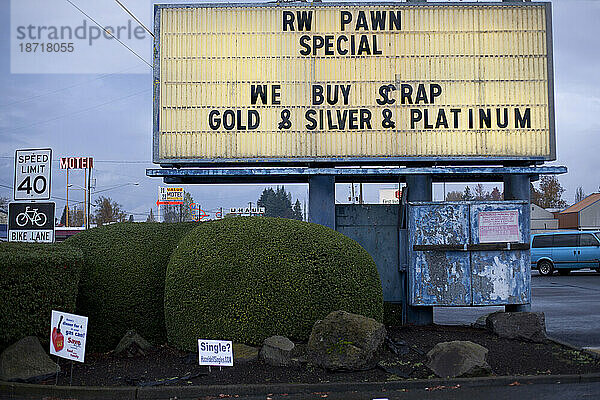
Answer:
[146, 166, 566, 184]
[146, 165, 565, 323]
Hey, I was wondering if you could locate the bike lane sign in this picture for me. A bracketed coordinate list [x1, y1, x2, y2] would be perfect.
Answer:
[8, 202, 55, 243]
[14, 148, 52, 200]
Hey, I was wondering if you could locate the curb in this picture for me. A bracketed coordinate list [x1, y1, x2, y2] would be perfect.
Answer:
[3, 373, 600, 400]
[547, 336, 600, 360]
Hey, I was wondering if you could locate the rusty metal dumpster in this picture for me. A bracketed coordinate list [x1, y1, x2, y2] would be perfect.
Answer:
[408, 201, 531, 307]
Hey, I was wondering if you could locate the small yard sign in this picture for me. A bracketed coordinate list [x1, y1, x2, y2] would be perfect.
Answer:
[49, 310, 88, 363]
[198, 339, 233, 367]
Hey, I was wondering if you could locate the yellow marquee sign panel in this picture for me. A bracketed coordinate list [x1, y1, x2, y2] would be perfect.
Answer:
[154, 3, 554, 163]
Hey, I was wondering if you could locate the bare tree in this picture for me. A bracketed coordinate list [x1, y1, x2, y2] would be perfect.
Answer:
[146, 208, 156, 222]
[69, 205, 85, 227]
[474, 184, 489, 200]
[92, 196, 126, 226]
[445, 191, 464, 201]
[536, 176, 567, 209]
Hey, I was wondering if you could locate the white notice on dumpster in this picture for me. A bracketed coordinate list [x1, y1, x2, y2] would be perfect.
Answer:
[478, 210, 520, 243]
[198, 339, 233, 366]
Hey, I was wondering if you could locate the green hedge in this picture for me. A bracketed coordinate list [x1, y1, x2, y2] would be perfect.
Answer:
[165, 217, 384, 351]
[66, 222, 197, 351]
[0, 242, 83, 350]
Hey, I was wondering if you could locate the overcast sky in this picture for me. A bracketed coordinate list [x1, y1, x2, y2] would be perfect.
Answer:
[1, 0, 598, 221]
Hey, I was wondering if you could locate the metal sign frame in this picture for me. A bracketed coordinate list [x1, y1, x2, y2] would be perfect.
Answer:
[14, 148, 52, 200]
[8, 201, 56, 243]
[152, 2, 555, 167]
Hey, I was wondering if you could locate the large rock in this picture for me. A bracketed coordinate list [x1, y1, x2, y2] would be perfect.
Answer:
[426, 341, 491, 378]
[260, 336, 295, 367]
[114, 330, 153, 357]
[307, 310, 386, 371]
[0, 336, 59, 382]
[486, 312, 547, 343]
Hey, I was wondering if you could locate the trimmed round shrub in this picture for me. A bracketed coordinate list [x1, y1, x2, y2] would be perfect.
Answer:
[0, 242, 83, 350]
[66, 222, 197, 351]
[165, 217, 383, 351]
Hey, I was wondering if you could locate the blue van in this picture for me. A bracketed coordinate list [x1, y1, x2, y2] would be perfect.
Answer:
[531, 231, 600, 276]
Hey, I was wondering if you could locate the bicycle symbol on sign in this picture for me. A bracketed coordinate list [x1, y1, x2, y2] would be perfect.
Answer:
[16, 206, 47, 227]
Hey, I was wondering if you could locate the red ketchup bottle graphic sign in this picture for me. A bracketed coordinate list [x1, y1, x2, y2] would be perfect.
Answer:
[52, 315, 64, 352]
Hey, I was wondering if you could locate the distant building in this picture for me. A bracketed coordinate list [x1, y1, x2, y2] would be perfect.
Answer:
[559, 193, 600, 230]
[531, 203, 559, 233]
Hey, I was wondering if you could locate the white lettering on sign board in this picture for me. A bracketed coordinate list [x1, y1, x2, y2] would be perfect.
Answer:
[49, 310, 88, 363]
[478, 210, 520, 243]
[14, 148, 52, 200]
[229, 207, 265, 215]
[198, 339, 233, 367]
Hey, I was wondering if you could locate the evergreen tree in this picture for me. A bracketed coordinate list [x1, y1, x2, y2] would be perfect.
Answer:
[462, 186, 474, 201]
[128, 215, 134, 222]
[257, 186, 299, 219]
[490, 187, 503, 201]
[292, 199, 303, 220]
[60, 205, 68, 226]
[575, 186, 586, 203]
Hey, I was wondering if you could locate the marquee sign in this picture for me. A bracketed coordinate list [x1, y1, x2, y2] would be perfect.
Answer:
[153, 2, 554, 165]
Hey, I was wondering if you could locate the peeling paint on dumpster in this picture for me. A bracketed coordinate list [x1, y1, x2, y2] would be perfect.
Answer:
[408, 201, 530, 307]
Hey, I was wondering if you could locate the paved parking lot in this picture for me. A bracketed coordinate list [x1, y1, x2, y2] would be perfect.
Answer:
[435, 269, 600, 348]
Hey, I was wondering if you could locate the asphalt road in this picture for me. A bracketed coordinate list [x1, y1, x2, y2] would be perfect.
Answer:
[435, 269, 600, 348]
[233, 382, 600, 400]
[3, 382, 600, 400]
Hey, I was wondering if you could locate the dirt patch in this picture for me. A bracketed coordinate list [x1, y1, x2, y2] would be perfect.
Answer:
[43, 325, 600, 387]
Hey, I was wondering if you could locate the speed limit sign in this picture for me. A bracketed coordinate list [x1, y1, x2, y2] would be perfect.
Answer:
[14, 148, 52, 200]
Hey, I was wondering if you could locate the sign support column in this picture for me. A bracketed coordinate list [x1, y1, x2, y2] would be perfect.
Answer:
[503, 174, 532, 313]
[308, 175, 335, 230]
[405, 174, 434, 325]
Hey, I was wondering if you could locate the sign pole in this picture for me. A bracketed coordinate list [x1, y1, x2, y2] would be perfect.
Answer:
[55, 357, 59, 385]
[66, 168, 69, 227]
[87, 166, 91, 229]
[83, 168, 87, 228]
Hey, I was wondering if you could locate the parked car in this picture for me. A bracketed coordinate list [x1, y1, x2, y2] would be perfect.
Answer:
[531, 231, 600, 276]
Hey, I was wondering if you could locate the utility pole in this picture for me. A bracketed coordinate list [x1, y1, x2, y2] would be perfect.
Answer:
[66, 168, 69, 227]
[359, 183, 363, 204]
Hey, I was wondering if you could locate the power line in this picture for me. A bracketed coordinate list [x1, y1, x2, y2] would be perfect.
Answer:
[3, 88, 151, 133]
[115, 0, 154, 38]
[0, 157, 151, 164]
[65, 0, 152, 68]
[0, 66, 144, 108]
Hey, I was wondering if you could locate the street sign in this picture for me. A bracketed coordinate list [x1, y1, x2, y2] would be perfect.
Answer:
[8, 202, 55, 243]
[158, 186, 184, 202]
[229, 206, 265, 216]
[379, 189, 402, 204]
[14, 148, 52, 200]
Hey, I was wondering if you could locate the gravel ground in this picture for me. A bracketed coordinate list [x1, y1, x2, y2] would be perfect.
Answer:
[44, 325, 600, 387]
